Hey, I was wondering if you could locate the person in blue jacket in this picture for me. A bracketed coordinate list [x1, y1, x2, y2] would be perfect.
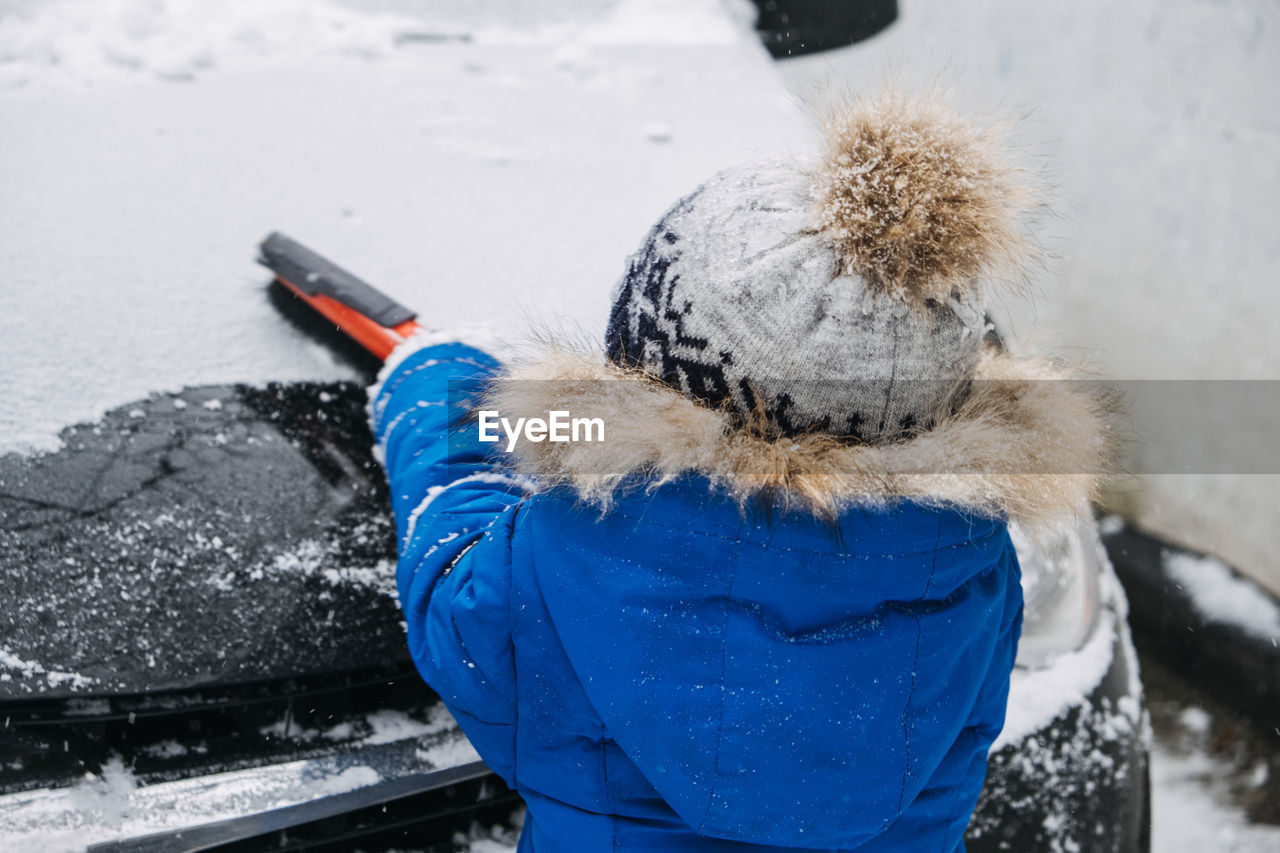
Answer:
[369, 92, 1109, 851]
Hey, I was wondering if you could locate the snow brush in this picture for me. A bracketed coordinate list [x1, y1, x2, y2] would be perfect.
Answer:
[258, 232, 420, 362]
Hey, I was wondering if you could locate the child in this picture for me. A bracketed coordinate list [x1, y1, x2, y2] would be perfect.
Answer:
[369, 92, 1108, 852]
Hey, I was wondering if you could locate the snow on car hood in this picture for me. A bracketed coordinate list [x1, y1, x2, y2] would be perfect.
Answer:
[0, 0, 805, 454]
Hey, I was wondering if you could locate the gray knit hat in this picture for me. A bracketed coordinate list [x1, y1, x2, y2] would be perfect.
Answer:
[605, 93, 1034, 443]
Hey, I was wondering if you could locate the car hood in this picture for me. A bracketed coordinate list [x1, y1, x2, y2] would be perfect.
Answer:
[0, 1, 806, 458]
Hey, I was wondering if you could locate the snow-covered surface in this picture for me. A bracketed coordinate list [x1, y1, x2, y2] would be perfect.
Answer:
[773, 0, 1280, 595]
[1, 759, 384, 852]
[1152, 742, 1280, 853]
[0, 703, 478, 852]
[258, 707, 441, 747]
[383, 809, 525, 853]
[0, 647, 95, 691]
[445, 813, 525, 853]
[1165, 550, 1280, 644]
[256, 540, 399, 601]
[997, 607, 1120, 750]
[0, 0, 805, 455]
[1150, 707, 1280, 853]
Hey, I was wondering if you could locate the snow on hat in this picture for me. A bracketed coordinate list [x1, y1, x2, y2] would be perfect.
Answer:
[605, 91, 1037, 443]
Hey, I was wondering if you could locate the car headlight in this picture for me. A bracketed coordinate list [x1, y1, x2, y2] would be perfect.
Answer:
[1009, 517, 1102, 670]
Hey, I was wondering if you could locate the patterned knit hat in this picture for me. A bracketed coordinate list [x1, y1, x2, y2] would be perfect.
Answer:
[605, 93, 1035, 443]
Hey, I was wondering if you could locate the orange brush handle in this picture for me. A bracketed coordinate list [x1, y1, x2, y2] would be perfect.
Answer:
[276, 276, 420, 362]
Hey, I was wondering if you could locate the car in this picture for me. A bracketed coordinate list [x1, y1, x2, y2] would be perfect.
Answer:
[0, 276, 1150, 853]
[0, 2, 1148, 850]
[0, 380, 1150, 853]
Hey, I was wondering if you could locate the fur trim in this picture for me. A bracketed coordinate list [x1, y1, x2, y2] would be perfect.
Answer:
[812, 91, 1038, 303]
[481, 347, 1114, 531]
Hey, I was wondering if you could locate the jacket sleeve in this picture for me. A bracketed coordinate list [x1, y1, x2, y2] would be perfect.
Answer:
[369, 336, 527, 784]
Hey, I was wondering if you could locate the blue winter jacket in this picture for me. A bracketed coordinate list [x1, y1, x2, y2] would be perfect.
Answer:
[371, 340, 1024, 852]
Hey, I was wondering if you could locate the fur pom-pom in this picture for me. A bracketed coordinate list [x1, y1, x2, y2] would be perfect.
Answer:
[813, 91, 1038, 302]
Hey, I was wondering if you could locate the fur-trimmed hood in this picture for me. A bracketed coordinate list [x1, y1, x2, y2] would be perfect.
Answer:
[481, 346, 1114, 531]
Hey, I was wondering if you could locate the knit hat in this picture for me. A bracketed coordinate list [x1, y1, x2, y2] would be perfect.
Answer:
[605, 93, 1035, 443]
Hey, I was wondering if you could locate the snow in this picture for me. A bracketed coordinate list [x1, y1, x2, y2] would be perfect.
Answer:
[259, 705, 458, 747]
[1176, 706, 1212, 737]
[255, 538, 400, 601]
[643, 122, 674, 143]
[384, 810, 525, 853]
[141, 740, 195, 759]
[0, 703, 479, 851]
[461, 841, 517, 853]
[1151, 721, 1280, 853]
[552, 0, 747, 47]
[996, 604, 1120, 750]
[415, 736, 486, 773]
[1165, 550, 1280, 643]
[1, 0, 804, 456]
[0, 647, 95, 691]
[0, 0, 411, 89]
[0, 756, 382, 853]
